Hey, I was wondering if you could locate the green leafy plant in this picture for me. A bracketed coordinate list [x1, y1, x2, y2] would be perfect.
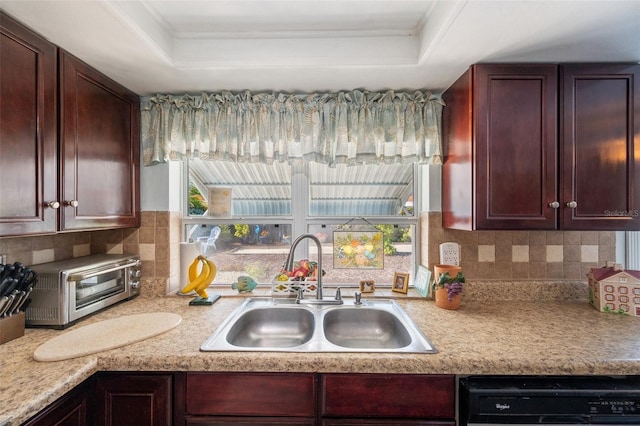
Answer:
[189, 184, 207, 214]
[433, 271, 465, 301]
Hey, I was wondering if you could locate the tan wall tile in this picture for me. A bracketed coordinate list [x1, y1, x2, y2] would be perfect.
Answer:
[141, 211, 156, 227]
[563, 231, 581, 245]
[512, 262, 529, 278]
[156, 211, 170, 227]
[155, 227, 169, 245]
[512, 245, 529, 262]
[495, 245, 512, 262]
[478, 245, 495, 262]
[599, 245, 616, 263]
[546, 245, 564, 262]
[563, 245, 581, 262]
[512, 232, 529, 245]
[529, 231, 547, 246]
[32, 249, 54, 264]
[73, 244, 91, 257]
[581, 231, 599, 245]
[494, 261, 513, 279]
[495, 231, 513, 246]
[546, 262, 564, 278]
[546, 231, 564, 245]
[581, 245, 599, 262]
[138, 227, 155, 244]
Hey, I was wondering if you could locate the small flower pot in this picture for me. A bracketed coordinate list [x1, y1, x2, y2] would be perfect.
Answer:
[435, 287, 462, 310]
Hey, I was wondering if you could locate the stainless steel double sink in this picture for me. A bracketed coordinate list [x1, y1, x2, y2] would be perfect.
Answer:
[201, 297, 437, 353]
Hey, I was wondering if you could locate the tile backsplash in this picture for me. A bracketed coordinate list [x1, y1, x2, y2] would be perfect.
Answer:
[422, 211, 616, 280]
[1, 211, 616, 298]
[0, 211, 182, 297]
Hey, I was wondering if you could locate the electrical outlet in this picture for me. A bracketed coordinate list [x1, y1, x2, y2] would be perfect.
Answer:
[0, 254, 6, 265]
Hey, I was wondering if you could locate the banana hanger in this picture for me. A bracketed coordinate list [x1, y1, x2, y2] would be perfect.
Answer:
[182, 255, 221, 306]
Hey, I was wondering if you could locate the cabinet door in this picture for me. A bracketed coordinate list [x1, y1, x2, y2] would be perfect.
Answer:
[322, 420, 454, 425]
[185, 417, 317, 425]
[474, 64, 559, 230]
[59, 50, 140, 231]
[23, 378, 93, 426]
[96, 373, 172, 426]
[561, 64, 640, 230]
[0, 12, 57, 236]
[185, 373, 316, 418]
[320, 374, 454, 420]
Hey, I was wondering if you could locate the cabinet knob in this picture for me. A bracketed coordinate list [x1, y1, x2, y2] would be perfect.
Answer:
[566, 201, 578, 209]
[65, 200, 79, 208]
[45, 201, 60, 209]
[548, 201, 560, 209]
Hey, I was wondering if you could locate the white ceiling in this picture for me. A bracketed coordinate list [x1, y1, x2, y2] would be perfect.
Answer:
[1, 0, 639, 96]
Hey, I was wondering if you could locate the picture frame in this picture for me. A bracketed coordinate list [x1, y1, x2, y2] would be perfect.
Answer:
[359, 279, 375, 293]
[333, 231, 384, 269]
[413, 265, 431, 298]
[392, 272, 409, 294]
[207, 187, 232, 217]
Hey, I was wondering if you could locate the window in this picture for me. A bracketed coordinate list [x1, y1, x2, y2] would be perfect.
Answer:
[184, 159, 419, 287]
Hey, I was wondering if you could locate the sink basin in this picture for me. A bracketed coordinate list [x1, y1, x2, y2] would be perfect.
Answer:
[201, 298, 436, 353]
[323, 308, 412, 349]
[226, 307, 314, 348]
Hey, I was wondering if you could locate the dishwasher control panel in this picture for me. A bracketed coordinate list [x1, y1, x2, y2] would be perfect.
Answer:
[460, 375, 640, 425]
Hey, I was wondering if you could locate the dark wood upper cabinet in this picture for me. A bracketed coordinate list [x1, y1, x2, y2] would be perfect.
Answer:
[442, 63, 640, 231]
[59, 50, 140, 231]
[0, 12, 58, 236]
[0, 12, 140, 237]
[560, 64, 640, 230]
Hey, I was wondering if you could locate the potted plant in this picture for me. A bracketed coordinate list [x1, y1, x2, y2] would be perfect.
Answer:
[433, 270, 465, 310]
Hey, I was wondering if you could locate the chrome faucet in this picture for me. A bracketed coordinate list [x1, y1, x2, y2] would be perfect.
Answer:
[284, 233, 342, 305]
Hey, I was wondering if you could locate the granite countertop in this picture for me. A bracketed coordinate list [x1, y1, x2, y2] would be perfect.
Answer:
[2, 289, 640, 425]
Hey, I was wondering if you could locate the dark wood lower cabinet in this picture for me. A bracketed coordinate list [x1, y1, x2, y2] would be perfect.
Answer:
[24, 372, 455, 426]
[181, 372, 317, 425]
[185, 418, 317, 425]
[23, 378, 93, 426]
[322, 421, 454, 426]
[180, 373, 455, 426]
[320, 374, 455, 425]
[95, 372, 172, 426]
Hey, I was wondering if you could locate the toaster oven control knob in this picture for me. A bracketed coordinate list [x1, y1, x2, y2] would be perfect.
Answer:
[130, 280, 140, 289]
[46, 201, 60, 209]
[130, 269, 141, 279]
[64, 200, 79, 208]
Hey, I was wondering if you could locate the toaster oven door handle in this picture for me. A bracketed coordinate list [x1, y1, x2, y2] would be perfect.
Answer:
[67, 261, 139, 281]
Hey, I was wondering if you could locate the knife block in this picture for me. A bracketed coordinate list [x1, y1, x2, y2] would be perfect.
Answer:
[0, 312, 25, 344]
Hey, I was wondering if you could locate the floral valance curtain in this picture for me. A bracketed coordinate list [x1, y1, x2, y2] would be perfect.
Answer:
[141, 90, 443, 167]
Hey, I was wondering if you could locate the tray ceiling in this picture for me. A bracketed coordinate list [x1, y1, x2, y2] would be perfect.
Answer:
[1, 0, 638, 95]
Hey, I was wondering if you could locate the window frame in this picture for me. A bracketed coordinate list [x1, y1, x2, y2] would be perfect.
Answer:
[182, 161, 421, 286]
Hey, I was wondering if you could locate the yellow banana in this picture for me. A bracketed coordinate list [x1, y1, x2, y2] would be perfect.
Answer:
[187, 256, 200, 282]
[181, 256, 209, 294]
[195, 256, 217, 299]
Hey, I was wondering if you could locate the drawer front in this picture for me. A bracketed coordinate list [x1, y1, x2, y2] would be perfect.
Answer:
[186, 373, 316, 417]
[321, 374, 454, 419]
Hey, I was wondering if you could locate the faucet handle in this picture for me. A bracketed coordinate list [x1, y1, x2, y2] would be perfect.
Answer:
[334, 287, 342, 301]
[296, 288, 305, 302]
[354, 291, 362, 305]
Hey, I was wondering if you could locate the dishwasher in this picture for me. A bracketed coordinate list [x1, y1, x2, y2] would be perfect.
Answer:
[459, 376, 640, 425]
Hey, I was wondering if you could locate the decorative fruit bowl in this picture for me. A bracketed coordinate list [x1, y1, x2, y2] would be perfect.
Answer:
[271, 259, 319, 297]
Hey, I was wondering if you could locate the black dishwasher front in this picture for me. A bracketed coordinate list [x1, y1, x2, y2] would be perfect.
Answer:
[460, 376, 640, 425]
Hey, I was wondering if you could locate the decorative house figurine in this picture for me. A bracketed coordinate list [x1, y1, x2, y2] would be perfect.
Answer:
[587, 262, 640, 316]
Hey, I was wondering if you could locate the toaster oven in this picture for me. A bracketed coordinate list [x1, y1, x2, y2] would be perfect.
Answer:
[26, 254, 141, 328]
